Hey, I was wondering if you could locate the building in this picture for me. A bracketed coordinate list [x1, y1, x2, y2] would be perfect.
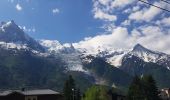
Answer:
[159, 88, 170, 100]
[0, 89, 63, 100]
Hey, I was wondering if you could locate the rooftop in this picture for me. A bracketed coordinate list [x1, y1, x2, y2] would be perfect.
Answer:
[0, 89, 60, 96]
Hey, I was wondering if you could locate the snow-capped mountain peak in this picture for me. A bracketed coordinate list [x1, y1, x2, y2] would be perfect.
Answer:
[0, 26, 167, 71]
[132, 43, 156, 54]
[130, 44, 163, 63]
[0, 20, 45, 52]
[1, 20, 16, 27]
[39, 39, 170, 70]
[0, 20, 22, 34]
[39, 40, 76, 54]
[39, 40, 63, 50]
[133, 44, 147, 51]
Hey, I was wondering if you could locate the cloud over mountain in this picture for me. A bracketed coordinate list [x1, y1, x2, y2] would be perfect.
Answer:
[74, 0, 170, 54]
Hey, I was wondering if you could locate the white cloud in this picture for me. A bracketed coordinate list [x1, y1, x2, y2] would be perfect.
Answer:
[93, 9, 117, 21]
[121, 20, 131, 26]
[156, 17, 170, 27]
[72, 0, 170, 55]
[96, 0, 136, 9]
[91, 0, 119, 33]
[74, 25, 170, 54]
[98, 0, 111, 5]
[16, 3, 22, 11]
[52, 8, 60, 14]
[129, 2, 163, 22]
[92, 0, 117, 22]
[74, 27, 129, 54]
[132, 6, 140, 12]
[123, 6, 140, 14]
[123, 8, 132, 13]
[111, 0, 135, 8]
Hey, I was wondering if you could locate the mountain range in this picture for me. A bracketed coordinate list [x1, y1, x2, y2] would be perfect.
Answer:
[0, 20, 170, 92]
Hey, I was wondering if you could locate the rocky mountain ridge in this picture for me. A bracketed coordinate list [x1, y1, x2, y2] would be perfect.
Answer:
[0, 20, 170, 90]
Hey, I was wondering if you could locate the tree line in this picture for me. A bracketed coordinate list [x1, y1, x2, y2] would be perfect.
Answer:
[63, 75, 162, 100]
[127, 75, 161, 100]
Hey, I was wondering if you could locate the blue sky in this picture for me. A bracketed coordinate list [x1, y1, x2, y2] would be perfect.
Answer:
[0, 0, 170, 53]
[0, 0, 104, 43]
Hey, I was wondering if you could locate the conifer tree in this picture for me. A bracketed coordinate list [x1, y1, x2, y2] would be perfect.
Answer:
[76, 88, 81, 100]
[127, 76, 145, 100]
[142, 75, 161, 100]
[127, 75, 161, 100]
[63, 75, 82, 100]
[63, 75, 76, 100]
